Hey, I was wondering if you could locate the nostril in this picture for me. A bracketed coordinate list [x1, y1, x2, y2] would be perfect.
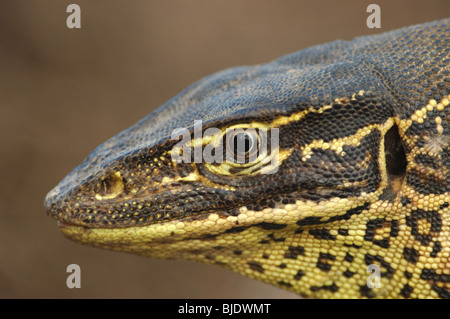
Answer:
[95, 171, 125, 200]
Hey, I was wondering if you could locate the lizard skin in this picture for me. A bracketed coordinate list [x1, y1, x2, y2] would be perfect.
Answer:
[45, 19, 450, 298]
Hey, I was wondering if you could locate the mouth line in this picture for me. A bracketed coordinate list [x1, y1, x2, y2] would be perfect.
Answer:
[49, 186, 361, 229]
[51, 203, 244, 229]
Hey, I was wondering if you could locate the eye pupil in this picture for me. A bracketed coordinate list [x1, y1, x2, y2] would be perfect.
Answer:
[233, 133, 252, 153]
[225, 129, 260, 163]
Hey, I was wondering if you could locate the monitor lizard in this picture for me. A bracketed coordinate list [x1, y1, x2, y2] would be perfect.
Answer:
[45, 18, 450, 298]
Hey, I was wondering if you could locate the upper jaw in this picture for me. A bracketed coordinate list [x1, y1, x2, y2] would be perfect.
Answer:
[44, 175, 244, 229]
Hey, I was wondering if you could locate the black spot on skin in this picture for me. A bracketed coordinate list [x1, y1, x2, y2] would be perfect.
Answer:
[297, 202, 370, 227]
[343, 270, 355, 278]
[439, 202, 449, 210]
[364, 218, 386, 247]
[284, 246, 305, 259]
[405, 209, 442, 246]
[390, 220, 399, 237]
[420, 269, 450, 298]
[310, 283, 339, 293]
[400, 284, 413, 298]
[268, 233, 285, 242]
[338, 229, 348, 236]
[296, 216, 323, 226]
[414, 154, 441, 170]
[200, 234, 218, 240]
[430, 241, 442, 257]
[225, 226, 249, 234]
[344, 243, 362, 248]
[364, 218, 398, 248]
[256, 222, 287, 230]
[213, 246, 224, 250]
[233, 250, 242, 255]
[328, 283, 339, 292]
[262, 254, 269, 259]
[328, 202, 370, 223]
[278, 281, 292, 288]
[316, 252, 336, 272]
[309, 229, 336, 240]
[432, 285, 450, 299]
[406, 169, 446, 195]
[404, 271, 412, 279]
[403, 247, 419, 264]
[293, 270, 305, 280]
[360, 285, 376, 299]
[344, 253, 354, 262]
[364, 253, 395, 279]
[278, 263, 287, 269]
[420, 268, 450, 283]
[247, 261, 264, 273]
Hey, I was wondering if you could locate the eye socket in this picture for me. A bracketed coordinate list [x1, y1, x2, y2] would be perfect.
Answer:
[226, 129, 259, 163]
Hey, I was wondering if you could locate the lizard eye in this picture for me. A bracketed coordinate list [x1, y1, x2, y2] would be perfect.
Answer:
[202, 123, 282, 176]
[226, 129, 259, 163]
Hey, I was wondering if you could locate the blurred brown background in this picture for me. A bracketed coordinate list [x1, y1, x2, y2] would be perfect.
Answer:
[0, 0, 448, 298]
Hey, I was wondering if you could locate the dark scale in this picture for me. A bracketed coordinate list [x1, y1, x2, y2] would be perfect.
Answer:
[359, 285, 376, 299]
[403, 247, 419, 264]
[316, 252, 336, 272]
[405, 209, 442, 246]
[267, 233, 286, 242]
[256, 222, 287, 230]
[283, 246, 305, 259]
[430, 241, 442, 257]
[400, 284, 414, 298]
[247, 261, 264, 273]
[310, 283, 339, 293]
[343, 270, 355, 278]
[364, 254, 395, 279]
[344, 252, 354, 263]
[293, 270, 305, 280]
[278, 281, 293, 288]
[308, 229, 336, 241]
[363, 218, 398, 248]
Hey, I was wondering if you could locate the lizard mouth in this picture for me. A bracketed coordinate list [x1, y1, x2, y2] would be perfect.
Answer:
[46, 184, 248, 229]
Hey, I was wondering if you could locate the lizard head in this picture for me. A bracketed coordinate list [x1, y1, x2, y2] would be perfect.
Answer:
[45, 20, 450, 298]
[45, 49, 404, 293]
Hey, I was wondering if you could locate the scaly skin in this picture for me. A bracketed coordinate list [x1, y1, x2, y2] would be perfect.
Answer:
[45, 19, 450, 298]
